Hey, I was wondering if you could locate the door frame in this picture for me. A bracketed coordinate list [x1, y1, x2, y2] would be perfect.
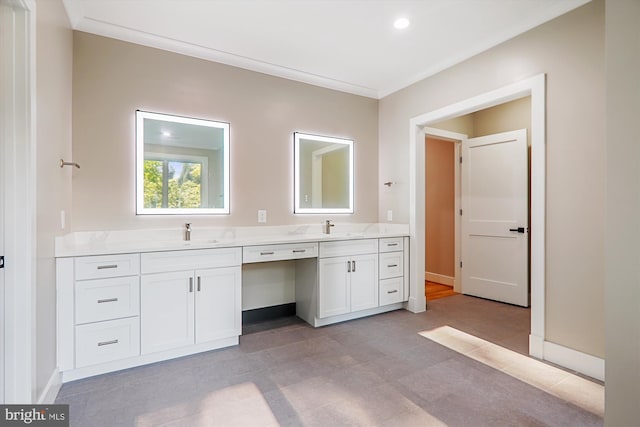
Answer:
[409, 74, 545, 358]
[423, 128, 466, 294]
[0, 0, 37, 402]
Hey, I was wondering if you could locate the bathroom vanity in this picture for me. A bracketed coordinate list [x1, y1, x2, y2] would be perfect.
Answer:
[56, 226, 409, 381]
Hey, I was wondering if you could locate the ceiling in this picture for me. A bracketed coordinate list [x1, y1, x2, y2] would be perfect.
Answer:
[62, 0, 590, 99]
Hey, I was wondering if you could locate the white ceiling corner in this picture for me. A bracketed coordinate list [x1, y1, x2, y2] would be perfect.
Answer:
[62, 0, 591, 99]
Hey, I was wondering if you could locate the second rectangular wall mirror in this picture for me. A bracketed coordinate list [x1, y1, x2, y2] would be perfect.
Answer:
[136, 110, 230, 215]
[294, 132, 354, 214]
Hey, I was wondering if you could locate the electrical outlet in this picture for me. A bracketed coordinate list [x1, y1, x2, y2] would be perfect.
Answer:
[61, 210, 66, 230]
[387, 210, 393, 221]
[258, 209, 267, 223]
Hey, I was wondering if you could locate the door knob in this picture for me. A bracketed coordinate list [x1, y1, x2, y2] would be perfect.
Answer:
[509, 227, 526, 233]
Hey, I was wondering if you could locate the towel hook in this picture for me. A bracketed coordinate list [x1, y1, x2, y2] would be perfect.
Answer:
[60, 159, 80, 169]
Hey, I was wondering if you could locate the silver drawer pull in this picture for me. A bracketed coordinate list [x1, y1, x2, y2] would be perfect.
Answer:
[292, 249, 306, 253]
[97, 339, 119, 347]
[97, 298, 118, 304]
[387, 243, 399, 247]
[97, 264, 118, 270]
[387, 264, 398, 268]
[260, 251, 275, 256]
[387, 290, 399, 294]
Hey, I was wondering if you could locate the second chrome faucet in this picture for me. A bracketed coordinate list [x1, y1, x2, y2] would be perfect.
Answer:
[184, 223, 192, 241]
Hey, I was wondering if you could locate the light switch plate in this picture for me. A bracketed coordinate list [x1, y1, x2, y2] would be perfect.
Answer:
[258, 209, 267, 223]
[387, 210, 393, 221]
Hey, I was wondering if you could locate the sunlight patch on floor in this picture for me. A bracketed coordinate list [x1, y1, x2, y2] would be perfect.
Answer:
[135, 382, 280, 427]
[419, 326, 604, 417]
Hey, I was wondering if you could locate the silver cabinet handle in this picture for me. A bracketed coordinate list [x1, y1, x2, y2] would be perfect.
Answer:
[387, 264, 398, 268]
[260, 251, 275, 256]
[347, 260, 351, 273]
[292, 249, 306, 253]
[197, 276, 201, 292]
[352, 261, 356, 272]
[387, 243, 399, 247]
[387, 290, 398, 294]
[98, 339, 118, 347]
[189, 277, 193, 293]
[97, 264, 118, 270]
[97, 298, 118, 304]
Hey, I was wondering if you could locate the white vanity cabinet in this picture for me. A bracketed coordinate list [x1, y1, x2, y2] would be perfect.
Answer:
[379, 237, 405, 305]
[57, 247, 242, 382]
[140, 248, 242, 355]
[57, 253, 142, 375]
[318, 239, 381, 318]
[318, 251, 379, 318]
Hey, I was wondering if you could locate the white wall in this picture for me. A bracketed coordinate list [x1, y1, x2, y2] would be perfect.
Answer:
[379, 0, 605, 358]
[35, 0, 73, 399]
[604, 0, 640, 424]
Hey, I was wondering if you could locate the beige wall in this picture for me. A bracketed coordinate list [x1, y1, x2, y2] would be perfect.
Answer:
[425, 137, 455, 278]
[35, 0, 73, 398]
[605, 0, 640, 423]
[379, 0, 605, 358]
[72, 32, 378, 230]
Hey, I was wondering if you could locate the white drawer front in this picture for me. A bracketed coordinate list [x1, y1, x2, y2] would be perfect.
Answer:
[75, 276, 140, 324]
[380, 277, 403, 305]
[141, 247, 242, 274]
[379, 252, 404, 279]
[75, 317, 140, 368]
[379, 237, 404, 253]
[319, 239, 378, 258]
[75, 253, 140, 280]
[243, 242, 318, 264]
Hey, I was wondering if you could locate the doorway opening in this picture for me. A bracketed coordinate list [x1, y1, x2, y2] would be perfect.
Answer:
[409, 74, 546, 358]
[425, 97, 531, 308]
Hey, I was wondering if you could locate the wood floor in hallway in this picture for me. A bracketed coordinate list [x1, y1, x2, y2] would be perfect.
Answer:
[425, 280, 457, 300]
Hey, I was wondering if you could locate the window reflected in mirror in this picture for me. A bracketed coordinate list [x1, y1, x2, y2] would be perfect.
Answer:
[136, 111, 230, 215]
[294, 132, 354, 214]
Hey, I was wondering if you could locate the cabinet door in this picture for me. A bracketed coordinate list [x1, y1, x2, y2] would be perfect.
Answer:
[195, 266, 241, 343]
[318, 257, 350, 318]
[350, 253, 379, 312]
[141, 270, 194, 354]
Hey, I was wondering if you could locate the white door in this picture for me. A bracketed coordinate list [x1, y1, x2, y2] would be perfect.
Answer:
[318, 257, 350, 318]
[349, 254, 379, 312]
[461, 129, 529, 307]
[141, 271, 195, 354]
[195, 266, 241, 343]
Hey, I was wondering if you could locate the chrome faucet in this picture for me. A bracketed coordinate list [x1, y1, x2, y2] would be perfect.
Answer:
[184, 223, 192, 241]
[324, 220, 335, 235]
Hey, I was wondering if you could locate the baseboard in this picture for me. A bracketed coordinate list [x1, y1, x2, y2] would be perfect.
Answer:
[543, 341, 605, 382]
[425, 272, 454, 286]
[242, 303, 296, 324]
[529, 334, 544, 359]
[37, 368, 62, 404]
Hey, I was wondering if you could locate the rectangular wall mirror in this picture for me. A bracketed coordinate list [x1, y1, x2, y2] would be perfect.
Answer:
[294, 132, 354, 214]
[136, 110, 230, 215]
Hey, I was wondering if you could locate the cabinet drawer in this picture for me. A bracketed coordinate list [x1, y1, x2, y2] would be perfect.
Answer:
[379, 252, 403, 279]
[319, 239, 378, 258]
[379, 237, 404, 253]
[141, 247, 242, 274]
[75, 317, 140, 368]
[75, 254, 140, 280]
[380, 277, 403, 305]
[243, 242, 318, 264]
[75, 276, 140, 325]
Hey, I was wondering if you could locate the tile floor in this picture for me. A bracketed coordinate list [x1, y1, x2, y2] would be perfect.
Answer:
[56, 294, 604, 426]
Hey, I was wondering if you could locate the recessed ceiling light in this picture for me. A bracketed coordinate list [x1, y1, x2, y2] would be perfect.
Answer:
[394, 17, 410, 30]
[161, 131, 171, 137]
